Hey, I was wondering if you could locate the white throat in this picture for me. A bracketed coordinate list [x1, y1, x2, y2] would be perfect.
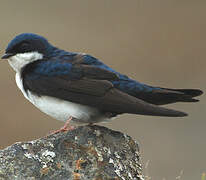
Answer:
[8, 52, 43, 72]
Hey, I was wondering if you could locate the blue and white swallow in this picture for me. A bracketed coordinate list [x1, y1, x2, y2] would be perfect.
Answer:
[1, 33, 203, 131]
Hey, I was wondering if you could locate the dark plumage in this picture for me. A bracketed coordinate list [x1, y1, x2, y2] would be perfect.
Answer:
[2, 33, 203, 123]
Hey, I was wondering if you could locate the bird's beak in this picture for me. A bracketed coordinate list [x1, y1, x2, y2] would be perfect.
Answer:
[1, 53, 14, 59]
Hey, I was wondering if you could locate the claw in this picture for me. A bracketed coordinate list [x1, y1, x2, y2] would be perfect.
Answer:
[48, 116, 75, 135]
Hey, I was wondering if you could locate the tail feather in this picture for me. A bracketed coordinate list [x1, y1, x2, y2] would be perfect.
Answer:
[162, 88, 203, 103]
[137, 87, 203, 105]
[164, 88, 203, 97]
[104, 88, 188, 117]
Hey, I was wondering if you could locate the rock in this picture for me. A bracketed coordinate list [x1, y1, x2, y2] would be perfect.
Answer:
[0, 125, 144, 180]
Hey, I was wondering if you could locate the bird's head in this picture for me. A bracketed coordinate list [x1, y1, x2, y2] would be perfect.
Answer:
[2, 33, 53, 72]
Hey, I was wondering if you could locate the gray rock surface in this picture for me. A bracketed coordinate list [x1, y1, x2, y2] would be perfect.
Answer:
[0, 125, 144, 180]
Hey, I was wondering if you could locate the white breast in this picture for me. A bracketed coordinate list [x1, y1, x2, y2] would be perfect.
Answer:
[9, 52, 109, 124]
[15, 73, 106, 123]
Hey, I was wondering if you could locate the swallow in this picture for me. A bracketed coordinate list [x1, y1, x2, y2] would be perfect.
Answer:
[2, 33, 203, 131]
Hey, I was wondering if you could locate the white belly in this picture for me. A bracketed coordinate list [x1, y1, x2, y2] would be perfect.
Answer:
[15, 73, 106, 124]
[27, 91, 103, 123]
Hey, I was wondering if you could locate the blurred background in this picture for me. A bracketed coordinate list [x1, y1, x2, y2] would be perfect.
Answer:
[0, 0, 205, 179]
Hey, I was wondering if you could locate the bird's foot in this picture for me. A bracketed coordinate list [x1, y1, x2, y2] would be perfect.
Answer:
[50, 125, 75, 134]
[49, 117, 75, 135]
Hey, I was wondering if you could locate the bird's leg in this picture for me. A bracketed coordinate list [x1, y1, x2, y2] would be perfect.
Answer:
[62, 116, 74, 130]
[50, 116, 75, 134]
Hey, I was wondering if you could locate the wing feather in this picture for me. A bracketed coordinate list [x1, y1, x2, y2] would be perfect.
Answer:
[22, 58, 187, 117]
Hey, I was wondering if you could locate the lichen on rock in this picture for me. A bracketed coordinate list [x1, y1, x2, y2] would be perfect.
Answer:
[0, 125, 144, 180]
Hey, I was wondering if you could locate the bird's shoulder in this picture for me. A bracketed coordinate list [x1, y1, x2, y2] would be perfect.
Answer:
[22, 52, 120, 81]
[57, 52, 105, 66]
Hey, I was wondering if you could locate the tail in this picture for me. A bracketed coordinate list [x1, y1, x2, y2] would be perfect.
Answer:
[105, 89, 189, 117]
[164, 88, 203, 101]
[137, 88, 203, 105]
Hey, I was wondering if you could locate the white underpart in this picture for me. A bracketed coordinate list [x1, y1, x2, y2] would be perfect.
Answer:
[8, 52, 109, 123]
[8, 52, 43, 72]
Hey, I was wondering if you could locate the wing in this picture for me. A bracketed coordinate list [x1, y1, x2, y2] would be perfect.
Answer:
[69, 54, 202, 105]
[22, 58, 187, 117]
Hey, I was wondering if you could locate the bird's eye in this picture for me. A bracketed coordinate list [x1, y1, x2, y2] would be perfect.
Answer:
[20, 42, 30, 50]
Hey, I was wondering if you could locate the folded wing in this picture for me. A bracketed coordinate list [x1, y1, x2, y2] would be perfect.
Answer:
[22, 59, 187, 117]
